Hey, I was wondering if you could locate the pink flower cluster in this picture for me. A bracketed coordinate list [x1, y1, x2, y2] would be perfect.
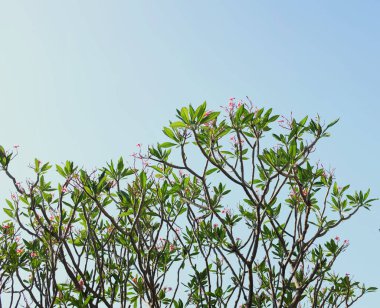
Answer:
[278, 113, 294, 130]
[230, 135, 244, 146]
[334, 236, 350, 246]
[221, 208, 231, 215]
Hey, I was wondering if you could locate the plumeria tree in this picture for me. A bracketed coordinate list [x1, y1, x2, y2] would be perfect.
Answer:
[0, 99, 377, 307]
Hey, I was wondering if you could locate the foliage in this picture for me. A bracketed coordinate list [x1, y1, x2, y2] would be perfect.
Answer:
[0, 99, 377, 307]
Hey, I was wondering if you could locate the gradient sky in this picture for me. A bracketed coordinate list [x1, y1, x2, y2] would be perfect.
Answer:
[1, 1, 380, 306]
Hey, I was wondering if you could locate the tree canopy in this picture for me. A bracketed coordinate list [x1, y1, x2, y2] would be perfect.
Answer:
[0, 99, 377, 307]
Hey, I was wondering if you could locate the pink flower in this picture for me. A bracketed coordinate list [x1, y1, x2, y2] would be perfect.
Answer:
[78, 279, 85, 291]
[174, 227, 181, 234]
[30, 251, 38, 258]
[221, 208, 231, 215]
[17, 248, 23, 254]
[213, 223, 219, 228]
[61, 187, 68, 193]
[204, 111, 212, 117]
[136, 143, 142, 148]
[345, 273, 350, 277]
[343, 239, 350, 246]
[15, 236, 21, 242]
[169, 244, 176, 252]
[2, 224, 10, 229]
[335, 236, 340, 242]
[236, 237, 241, 241]
[13, 145, 20, 149]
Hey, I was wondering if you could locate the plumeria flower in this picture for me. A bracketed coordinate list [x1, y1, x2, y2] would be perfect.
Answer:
[13, 145, 20, 149]
[343, 239, 350, 246]
[16, 248, 23, 254]
[335, 236, 340, 241]
[213, 223, 219, 228]
[30, 251, 38, 258]
[78, 279, 85, 291]
[221, 208, 231, 215]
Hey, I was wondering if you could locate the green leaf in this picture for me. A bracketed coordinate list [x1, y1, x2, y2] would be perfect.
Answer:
[170, 121, 187, 128]
[140, 171, 147, 189]
[160, 142, 177, 148]
[325, 118, 340, 130]
[56, 165, 66, 177]
[3, 208, 13, 218]
[205, 168, 218, 176]
[195, 102, 207, 120]
[163, 127, 176, 140]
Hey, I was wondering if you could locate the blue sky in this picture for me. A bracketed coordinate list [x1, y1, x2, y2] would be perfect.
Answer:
[1, 1, 379, 306]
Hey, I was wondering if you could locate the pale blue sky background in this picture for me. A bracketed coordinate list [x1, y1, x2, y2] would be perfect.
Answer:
[0, 1, 379, 306]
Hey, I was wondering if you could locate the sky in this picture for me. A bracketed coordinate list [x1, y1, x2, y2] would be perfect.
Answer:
[0, 1, 380, 306]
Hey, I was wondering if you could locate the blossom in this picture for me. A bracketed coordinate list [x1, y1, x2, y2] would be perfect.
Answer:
[213, 223, 219, 228]
[335, 236, 340, 242]
[17, 248, 23, 254]
[30, 251, 38, 258]
[61, 187, 68, 193]
[13, 145, 20, 149]
[343, 239, 350, 246]
[78, 279, 85, 291]
[169, 244, 176, 252]
[2, 224, 10, 229]
[221, 208, 231, 215]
